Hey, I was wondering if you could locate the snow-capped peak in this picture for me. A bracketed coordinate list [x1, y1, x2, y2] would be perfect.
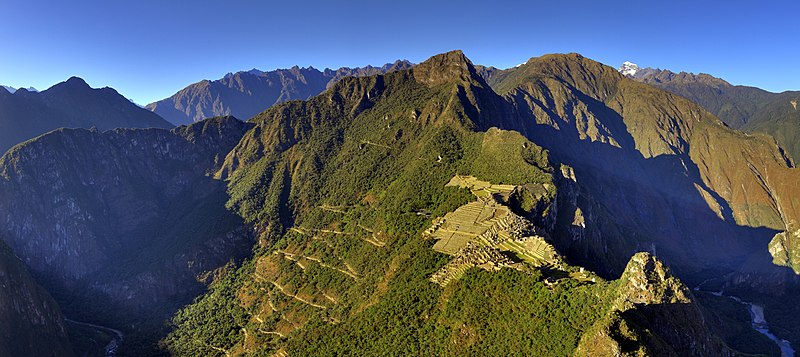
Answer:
[618, 61, 639, 77]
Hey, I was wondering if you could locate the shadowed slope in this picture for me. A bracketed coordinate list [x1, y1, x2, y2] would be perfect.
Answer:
[0, 117, 254, 355]
[0, 77, 172, 154]
[0, 240, 74, 357]
[486, 53, 799, 279]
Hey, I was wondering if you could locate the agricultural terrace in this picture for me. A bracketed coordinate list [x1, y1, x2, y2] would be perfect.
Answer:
[426, 175, 563, 286]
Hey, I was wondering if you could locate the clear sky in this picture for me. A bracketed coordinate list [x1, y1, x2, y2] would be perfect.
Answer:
[1, 0, 798, 104]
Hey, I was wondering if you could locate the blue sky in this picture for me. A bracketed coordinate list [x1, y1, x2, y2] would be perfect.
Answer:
[1, 0, 798, 104]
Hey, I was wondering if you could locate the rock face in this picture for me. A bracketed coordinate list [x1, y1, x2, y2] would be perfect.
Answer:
[0, 76, 172, 154]
[146, 60, 413, 125]
[0, 240, 73, 357]
[575, 252, 732, 357]
[625, 66, 800, 162]
[0, 116, 255, 351]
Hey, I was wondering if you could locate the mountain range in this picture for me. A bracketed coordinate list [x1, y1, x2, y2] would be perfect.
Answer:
[145, 60, 413, 126]
[1, 85, 38, 93]
[620, 62, 800, 162]
[0, 77, 172, 155]
[0, 51, 798, 356]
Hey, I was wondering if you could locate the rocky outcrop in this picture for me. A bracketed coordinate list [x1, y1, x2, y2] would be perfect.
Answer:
[769, 226, 800, 271]
[575, 253, 733, 357]
[0, 240, 73, 357]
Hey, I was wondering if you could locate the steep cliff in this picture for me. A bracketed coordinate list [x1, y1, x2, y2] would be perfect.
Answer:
[483, 53, 799, 278]
[630, 68, 774, 129]
[161, 51, 743, 357]
[0, 239, 74, 357]
[628, 67, 800, 163]
[2, 50, 795, 355]
[0, 117, 255, 354]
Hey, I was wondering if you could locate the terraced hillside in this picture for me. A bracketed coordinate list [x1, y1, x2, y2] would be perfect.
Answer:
[425, 175, 564, 286]
[162, 51, 751, 356]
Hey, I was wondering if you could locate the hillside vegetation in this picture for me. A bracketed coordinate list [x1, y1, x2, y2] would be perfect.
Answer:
[162, 51, 755, 356]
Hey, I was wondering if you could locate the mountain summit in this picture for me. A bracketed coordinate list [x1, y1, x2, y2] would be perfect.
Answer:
[1, 85, 37, 93]
[0, 76, 172, 154]
[618, 61, 640, 76]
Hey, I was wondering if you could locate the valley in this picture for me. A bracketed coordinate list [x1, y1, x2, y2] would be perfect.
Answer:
[0, 48, 798, 356]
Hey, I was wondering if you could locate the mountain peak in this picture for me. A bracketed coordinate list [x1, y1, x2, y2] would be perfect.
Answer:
[413, 50, 479, 86]
[619, 61, 640, 76]
[617, 252, 691, 307]
[61, 76, 91, 89]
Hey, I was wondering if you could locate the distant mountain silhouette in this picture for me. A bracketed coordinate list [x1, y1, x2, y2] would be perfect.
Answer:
[1, 85, 37, 93]
[0, 76, 172, 154]
[146, 60, 413, 125]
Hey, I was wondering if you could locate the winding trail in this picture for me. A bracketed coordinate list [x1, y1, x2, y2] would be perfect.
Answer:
[65, 318, 124, 357]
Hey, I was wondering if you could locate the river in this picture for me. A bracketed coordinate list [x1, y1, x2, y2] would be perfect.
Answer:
[65, 318, 124, 357]
[693, 284, 795, 357]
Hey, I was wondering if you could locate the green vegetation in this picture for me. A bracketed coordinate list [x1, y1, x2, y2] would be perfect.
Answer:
[162, 55, 609, 356]
[288, 267, 610, 356]
[161, 51, 749, 356]
[633, 68, 800, 161]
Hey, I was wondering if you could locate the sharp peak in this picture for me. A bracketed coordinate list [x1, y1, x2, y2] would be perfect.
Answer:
[414, 50, 481, 86]
[616, 251, 692, 307]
